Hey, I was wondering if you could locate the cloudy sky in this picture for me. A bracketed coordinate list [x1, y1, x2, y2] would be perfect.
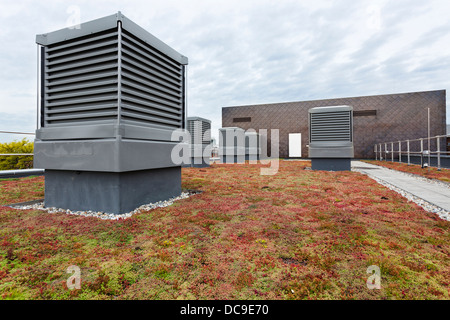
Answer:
[1, 0, 449, 143]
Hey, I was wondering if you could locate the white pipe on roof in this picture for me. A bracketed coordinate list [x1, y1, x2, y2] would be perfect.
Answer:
[0, 169, 44, 177]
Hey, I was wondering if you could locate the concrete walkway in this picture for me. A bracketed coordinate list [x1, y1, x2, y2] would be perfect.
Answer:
[351, 161, 450, 212]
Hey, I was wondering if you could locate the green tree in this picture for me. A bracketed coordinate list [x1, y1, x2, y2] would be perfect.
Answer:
[0, 138, 34, 170]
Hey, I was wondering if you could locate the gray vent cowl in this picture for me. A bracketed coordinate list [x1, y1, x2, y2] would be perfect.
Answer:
[308, 105, 354, 158]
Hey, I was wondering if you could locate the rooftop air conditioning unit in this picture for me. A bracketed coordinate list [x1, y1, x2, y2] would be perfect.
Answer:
[186, 116, 211, 167]
[34, 12, 188, 214]
[219, 127, 245, 164]
[245, 130, 261, 161]
[308, 105, 354, 171]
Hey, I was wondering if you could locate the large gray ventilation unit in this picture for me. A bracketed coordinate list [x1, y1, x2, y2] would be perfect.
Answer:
[34, 12, 188, 214]
[308, 105, 354, 171]
[186, 116, 211, 167]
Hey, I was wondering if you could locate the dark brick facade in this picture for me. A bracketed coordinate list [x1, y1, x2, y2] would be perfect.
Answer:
[222, 90, 447, 159]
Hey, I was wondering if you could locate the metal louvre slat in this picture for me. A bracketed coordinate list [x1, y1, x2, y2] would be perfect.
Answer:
[313, 113, 349, 117]
[120, 95, 181, 116]
[46, 71, 118, 87]
[120, 118, 178, 130]
[121, 71, 180, 98]
[47, 79, 118, 94]
[46, 109, 117, 121]
[121, 79, 181, 103]
[312, 127, 350, 131]
[121, 110, 180, 127]
[121, 44, 180, 80]
[47, 48, 118, 67]
[311, 118, 350, 124]
[311, 111, 350, 117]
[121, 103, 181, 122]
[312, 138, 350, 141]
[121, 62, 180, 89]
[312, 133, 350, 138]
[311, 117, 349, 121]
[311, 122, 350, 126]
[312, 133, 350, 136]
[121, 56, 181, 87]
[121, 32, 181, 70]
[121, 86, 181, 109]
[47, 87, 117, 101]
[121, 39, 180, 76]
[121, 65, 180, 93]
[311, 132, 350, 135]
[312, 114, 350, 119]
[46, 118, 116, 127]
[312, 122, 350, 126]
[46, 94, 118, 108]
[311, 125, 350, 129]
[47, 30, 118, 53]
[311, 133, 350, 138]
[46, 103, 117, 114]
[311, 130, 351, 136]
[311, 120, 350, 125]
[47, 39, 118, 59]
[47, 53, 118, 71]
[46, 63, 118, 80]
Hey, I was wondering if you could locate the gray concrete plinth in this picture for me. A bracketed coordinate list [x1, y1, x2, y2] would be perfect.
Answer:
[44, 167, 181, 214]
[188, 157, 210, 168]
[220, 155, 245, 164]
[311, 158, 351, 171]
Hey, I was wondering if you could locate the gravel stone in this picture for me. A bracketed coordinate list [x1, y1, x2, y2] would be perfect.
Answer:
[12, 192, 194, 221]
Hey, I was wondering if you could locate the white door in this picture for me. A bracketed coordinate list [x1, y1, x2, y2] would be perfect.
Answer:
[289, 133, 302, 157]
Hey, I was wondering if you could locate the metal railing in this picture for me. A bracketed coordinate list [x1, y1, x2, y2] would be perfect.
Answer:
[0, 130, 35, 157]
[374, 134, 450, 170]
[211, 146, 219, 159]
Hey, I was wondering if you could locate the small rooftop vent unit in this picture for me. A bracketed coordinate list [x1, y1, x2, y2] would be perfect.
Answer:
[34, 12, 188, 214]
[186, 116, 211, 167]
[218, 128, 263, 163]
[308, 105, 354, 171]
[219, 127, 245, 164]
[245, 131, 261, 161]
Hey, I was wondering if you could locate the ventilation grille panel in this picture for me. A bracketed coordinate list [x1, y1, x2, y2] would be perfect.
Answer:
[41, 24, 185, 130]
[120, 30, 183, 129]
[44, 28, 119, 127]
[310, 111, 352, 142]
[187, 119, 211, 144]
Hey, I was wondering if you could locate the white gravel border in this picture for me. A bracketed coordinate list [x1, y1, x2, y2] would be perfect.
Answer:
[11, 192, 194, 220]
[352, 166, 450, 221]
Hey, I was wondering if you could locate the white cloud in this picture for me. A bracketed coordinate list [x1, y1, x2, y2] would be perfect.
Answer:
[0, 0, 449, 142]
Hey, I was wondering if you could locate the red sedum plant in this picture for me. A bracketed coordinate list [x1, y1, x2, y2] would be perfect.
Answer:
[0, 160, 448, 300]
[366, 160, 450, 183]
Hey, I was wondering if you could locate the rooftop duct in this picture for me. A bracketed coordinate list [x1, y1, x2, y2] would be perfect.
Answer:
[34, 12, 188, 214]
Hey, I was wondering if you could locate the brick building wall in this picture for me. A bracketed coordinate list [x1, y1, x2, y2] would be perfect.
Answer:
[222, 90, 446, 159]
